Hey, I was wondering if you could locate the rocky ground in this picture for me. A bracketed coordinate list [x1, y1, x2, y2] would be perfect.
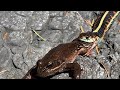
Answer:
[0, 11, 120, 79]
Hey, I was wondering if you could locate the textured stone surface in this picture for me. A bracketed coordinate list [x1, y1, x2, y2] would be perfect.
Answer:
[49, 17, 63, 30]
[0, 46, 12, 68]
[15, 11, 34, 17]
[0, 11, 27, 30]
[49, 11, 64, 17]
[40, 30, 62, 43]
[29, 11, 49, 30]
[0, 11, 120, 79]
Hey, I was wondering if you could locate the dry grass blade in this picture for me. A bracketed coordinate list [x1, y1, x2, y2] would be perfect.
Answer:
[80, 26, 84, 33]
[32, 29, 46, 41]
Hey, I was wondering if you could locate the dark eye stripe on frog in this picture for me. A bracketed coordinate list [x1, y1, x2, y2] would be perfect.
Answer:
[46, 60, 62, 69]
[46, 62, 53, 68]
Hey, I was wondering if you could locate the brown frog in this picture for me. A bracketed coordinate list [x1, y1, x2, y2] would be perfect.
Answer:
[22, 32, 98, 79]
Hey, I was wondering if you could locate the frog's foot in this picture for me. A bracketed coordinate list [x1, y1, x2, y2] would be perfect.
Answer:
[22, 65, 37, 79]
[85, 41, 97, 56]
[65, 62, 83, 79]
[22, 73, 31, 79]
[86, 45, 100, 56]
[95, 45, 100, 54]
[85, 49, 93, 56]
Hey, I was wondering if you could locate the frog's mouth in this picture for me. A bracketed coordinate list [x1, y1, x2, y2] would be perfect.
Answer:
[80, 36, 96, 42]
[79, 32, 98, 56]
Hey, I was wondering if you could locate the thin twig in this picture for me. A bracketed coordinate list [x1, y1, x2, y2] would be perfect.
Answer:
[99, 61, 110, 78]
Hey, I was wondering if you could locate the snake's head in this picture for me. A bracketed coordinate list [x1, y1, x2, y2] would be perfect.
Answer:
[78, 32, 99, 56]
[79, 31, 98, 43]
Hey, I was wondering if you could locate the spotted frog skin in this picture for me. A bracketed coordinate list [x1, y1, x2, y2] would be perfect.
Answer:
[22, 32, 98, 79]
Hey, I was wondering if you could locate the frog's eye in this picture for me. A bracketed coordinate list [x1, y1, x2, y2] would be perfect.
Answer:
[46, 60, 63, 71]
[46, 60, 61, 69]
[80, 36, 95, 42]
[46, 61, 53, 68]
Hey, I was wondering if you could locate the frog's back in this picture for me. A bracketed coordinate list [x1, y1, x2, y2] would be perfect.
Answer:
[41, 42, 83, 63]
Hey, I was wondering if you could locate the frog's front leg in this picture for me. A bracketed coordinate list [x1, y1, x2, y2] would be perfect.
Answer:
[65, 62, 83, 79]
[22, 59, 41, 79]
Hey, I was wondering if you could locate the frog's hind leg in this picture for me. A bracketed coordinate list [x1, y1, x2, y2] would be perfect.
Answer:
[65, 62, 83, 79]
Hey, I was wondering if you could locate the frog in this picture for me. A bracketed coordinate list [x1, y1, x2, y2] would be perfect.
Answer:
[22, 31, 98, 79]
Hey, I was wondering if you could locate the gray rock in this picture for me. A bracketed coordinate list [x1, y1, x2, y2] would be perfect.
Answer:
[114, 34, 120, 45]
[22, 44, 52, 71]
[15, 11, 34, 17]
[0, 66, 23, 79]
[11, 68, 24, 79]
[49, 11, 64, 17]
[12, 54, 24, 69]
[61, 11, 81, 31]
[78, 11, 94, 20]
[8, 30, 33, 46]
[49, 17, 63, 30]
[0, 44, 14, 79]
[37, 41, 57, 57]
[51, 73, 71, 79]
[0, 26, 4, 47]
[0, 66, 10, 79]
[71, 11, 92, 32]
[113, 42, 120, 53]
[0, 11, 27, 30]
[21, 62, 29, 75]
[100, 44, 110, 56]
[77, 56, 107, 79]
[97, 55, 111, 78]
[49, 11, 92, 31]
[61, 30, 80, 43]
[109, 54, 118, 64]
[11, 44, 27, 54]
[0, 46, 12, 68]
[107, 33, 120, 54]
[111, 61, 120, 79]
[30, 11, 49, 30]
[40, 30, 62, 43]
[62, 12, 79, 30]
[49, 11, 74, 30]
[1, 69, 11, 79]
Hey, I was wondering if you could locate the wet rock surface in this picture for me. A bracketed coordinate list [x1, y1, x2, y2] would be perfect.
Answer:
[0, 11, 120, 79]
